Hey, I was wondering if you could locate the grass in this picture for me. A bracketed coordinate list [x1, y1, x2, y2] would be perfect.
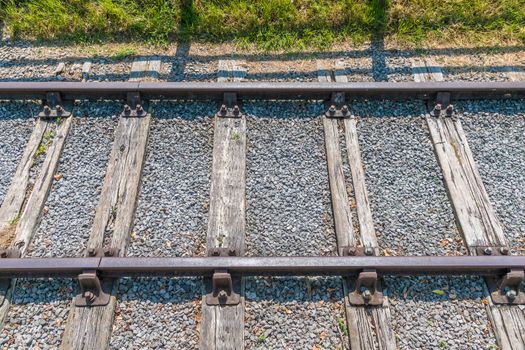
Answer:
[0, 0, 524, 49]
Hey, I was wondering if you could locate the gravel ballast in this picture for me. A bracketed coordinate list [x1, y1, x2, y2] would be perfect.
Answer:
[387, 276, 497, 350]
[244, 101, 335, 257]
[458, 99, 525, 253]
[27, 103, 118, 258]
[0, 102, 36, 204]
[244, 101, 346, 349]
[354, 100, 497, 348]
[127, 102, 214, 257]
[355, 100, 462, 256]
[109, 277, 202, 350]
[1, 278, 76, 349]
[110, 102, 214, 349]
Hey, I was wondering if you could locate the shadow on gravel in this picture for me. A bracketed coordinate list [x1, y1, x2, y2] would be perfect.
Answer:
[0, 37, 524, 82]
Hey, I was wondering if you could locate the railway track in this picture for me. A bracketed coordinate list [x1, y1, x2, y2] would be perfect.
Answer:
[0, 56, 523, 350]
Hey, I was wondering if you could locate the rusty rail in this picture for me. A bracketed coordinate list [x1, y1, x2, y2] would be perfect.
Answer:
[0, 81, 524, 101]
[0, 255, 523, 278]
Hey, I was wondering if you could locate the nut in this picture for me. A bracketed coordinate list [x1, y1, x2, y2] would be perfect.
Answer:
[220, 104, 227, 114]
[364, 247, 374, 256]
[499, 247, 509, 255]
[506, 289, 517, 301]
[84, 291, 96, 302]
[218, 290, 228, 299]
[362, 289, 372, 300]
[43, 105, 51, 114]
[328, 105, 336, 114]
[228, 248, 236, 256]
[0, 251, 7, 258]
[233, 105, 240, 115]
[483, 247, 493, 255]
[123, 104, 131, 113]
[341, 105, 349, 114]
[87, 248, 96, 257]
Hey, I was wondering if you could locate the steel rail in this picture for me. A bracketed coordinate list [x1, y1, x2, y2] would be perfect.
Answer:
[0, 81, 524, 101]
[0, 256, 523, 278]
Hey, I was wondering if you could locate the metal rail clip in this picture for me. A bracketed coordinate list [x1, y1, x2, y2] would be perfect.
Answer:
[205, 247, 241, 306]
[342, 246, 384, 306]
[38, 92, 71, 119]
[75, 246, 118, 307]
[121, 92, 147, 117]
[476, 246, 525, 304]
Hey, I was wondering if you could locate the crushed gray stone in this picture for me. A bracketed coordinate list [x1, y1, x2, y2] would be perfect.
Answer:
[27, 103, 118, 258]
[245, 277, 348, 350]
[458, 99, 525, 253]
[0, 102, 36, 203]
[354, 100, 463, 256]
[387, 276, 497, 350]
[127, 102, 214, 257]
[1, 278, 75, 349]
[109, 277, 202, 350]
[244, 101, 336, 257]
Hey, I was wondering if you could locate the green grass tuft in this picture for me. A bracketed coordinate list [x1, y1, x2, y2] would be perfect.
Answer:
[1, 0, 524, 49]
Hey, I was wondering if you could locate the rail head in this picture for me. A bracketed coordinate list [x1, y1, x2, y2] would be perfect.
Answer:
[0, 81, 524, 101]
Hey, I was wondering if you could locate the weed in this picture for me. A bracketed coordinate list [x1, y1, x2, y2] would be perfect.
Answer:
[232, 131, 241, 141]
[8, 214, 21, 226]
[111, 47, 136, 61]
[336, 317, 348, 336]
[438, 340, 448, 349]
[217, 233, 224, 247]
[257, 333, 267, 344]
[43, 130, 54, 144]
[35, 143, 47, 158]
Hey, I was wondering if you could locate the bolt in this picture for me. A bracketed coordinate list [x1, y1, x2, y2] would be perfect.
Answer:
[362, 289, 372, 301]
[341, 105, 349, 114]
[499, 247, 509, 255]
[445, 104, 454, 117]
[233, 105, 240, 115]
[56, 105, 63, 113]
[104, 248, 113, 257]
[83, 291, 96, 302]
[364, 247, 374, 256]
[87, 248, 96, 257]
[124, 104, 131, 113]
[345, 247, 356, 256]
[220, 104, 227, 114]
[0, 251, 7, 258]
[136, 104, 144, 114]
[43, 105, 51, 114]
[212, 250, 220, 256]
[328, 105, 336, 115]
[506, 289, 517, 301]
[218, 290, 228, 299]
[432, 103, 442, 117]
[228, 248, 236, 256]
[483, 247, 493, 255]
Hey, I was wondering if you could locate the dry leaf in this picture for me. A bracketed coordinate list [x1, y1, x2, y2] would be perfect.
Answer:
[53, 173, 63, 181]
[439, 239, 449, 247]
